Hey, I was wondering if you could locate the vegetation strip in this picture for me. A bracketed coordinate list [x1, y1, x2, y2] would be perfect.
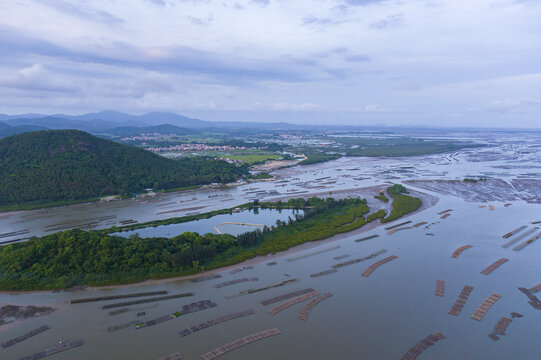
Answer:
[201, 328, 281, 360]
[71, 290, 168, 304]
[1, 325, 50, 348]
[400, 332, 445, 360]
[179, 309, 255, 337]
[332, 249, 387, 269]
[101, 293, 194, 309]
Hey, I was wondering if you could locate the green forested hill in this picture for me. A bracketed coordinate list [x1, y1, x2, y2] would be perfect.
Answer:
[0, 130, 246, 207]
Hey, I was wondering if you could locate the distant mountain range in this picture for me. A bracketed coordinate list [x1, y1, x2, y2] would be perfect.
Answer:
[0, 111, 308, 137]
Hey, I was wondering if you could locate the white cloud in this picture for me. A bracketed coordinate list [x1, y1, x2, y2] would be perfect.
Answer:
[488, 97, 540, 113]
[0, 0, 540, 127]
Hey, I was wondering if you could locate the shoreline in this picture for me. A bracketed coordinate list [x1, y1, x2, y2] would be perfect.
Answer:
[0, 189, 438, 295]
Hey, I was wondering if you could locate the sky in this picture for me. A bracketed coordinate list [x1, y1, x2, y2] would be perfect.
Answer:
[0, 0, 540, 127]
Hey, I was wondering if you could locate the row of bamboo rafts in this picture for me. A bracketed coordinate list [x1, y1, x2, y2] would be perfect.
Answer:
[451, 245, 473, 258]
[361, 255, 398, 277]
[439, 209, 452, 215]
[529, 283, 541, 293]
[471, 294, 502, 321]
[448, 285, 474, 316]
[200, 328, 281, 360]
[267, 291, 320, 315]
[179, 310, 255, 337]
[157, 352, 184, 360]
[387, 227, 412, 235]
[480, 258, 509, 275]
[489, 317, 513, 341]
[441, 213, 451, 219]
[213, 277, 258, 288]
[413, 222, 427, 228]
[298, 293, 333, 321]
[400, 332, 446, 360]
[260, 288, 315, 306]
[435, 280, 445, 297]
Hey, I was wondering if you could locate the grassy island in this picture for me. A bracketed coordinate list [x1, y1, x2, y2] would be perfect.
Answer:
[0, 194, 420, 291]
[381, 185, 422, 223]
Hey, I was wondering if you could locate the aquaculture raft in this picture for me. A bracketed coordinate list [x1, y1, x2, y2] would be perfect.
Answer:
[267, 291, 320, 315]
[502, 226, 528, 238]
[101, 293, 194, 309]
[137, 300, 217, 329]
[298, 293, 333, 321]
[310, 269, 337, 278]
[518, 287, 541, 310]
[229, 266, 253, 275]
[513, 230, 541, 251]
[192, 274, 222, 283]
[2, 325, 50, 348]
[489, 317, 513, 341]
[384, 221, 412, 230]
[179, 310, 255, 337]
[451, 245, 473, 258]
[157, 352, 184, 360]
[435, 280, 445, 297]
[448, 285, 474, 316]
[71, 290, 167, 304]
[355, 234, 379, 242]
[20, 340, 84, 360]
[200, 328, 281, 360]
[471, 294, 502, 321]
[213, 278, 258, 288]
[502, 227, 538, 248]
[400, 332, 445, 360]
[260, 288, 315, 306]
[387, 226, 412, 235]
[361, 255, 398, 277]
[332, 249, 387, 269]
[480, 258, 509, 275]
[529, 283, 541, 293]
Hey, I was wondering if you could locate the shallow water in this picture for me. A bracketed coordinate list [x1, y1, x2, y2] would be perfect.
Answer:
[1, 133, 541, 243]
[1, 133, 541, 359]
[2, 196, 541, 359]
[115, 209, 302, 238]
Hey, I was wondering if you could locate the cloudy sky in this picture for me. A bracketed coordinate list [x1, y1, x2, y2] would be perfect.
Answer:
[1, 0, 540, 127]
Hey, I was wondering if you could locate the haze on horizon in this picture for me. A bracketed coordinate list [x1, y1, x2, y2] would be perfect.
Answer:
[1, 0, 540, 128]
